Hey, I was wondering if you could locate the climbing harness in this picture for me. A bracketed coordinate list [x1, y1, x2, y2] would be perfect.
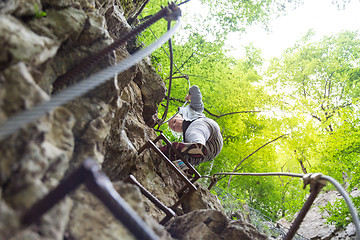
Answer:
[0, 3, 181, 141]
[157, 76, 191, 127]
[207, 171, 360, 240]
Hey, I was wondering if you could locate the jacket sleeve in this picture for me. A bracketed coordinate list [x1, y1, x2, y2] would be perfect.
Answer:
[189, 85, 204, 112]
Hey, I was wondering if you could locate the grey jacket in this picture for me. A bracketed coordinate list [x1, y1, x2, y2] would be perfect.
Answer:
[178, 86, 223, 165]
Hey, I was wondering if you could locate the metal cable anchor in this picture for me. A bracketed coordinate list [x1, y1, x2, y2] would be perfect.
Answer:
[302, 173, 327, 190]
[284, 173, 327, 240]
[163, 2, 182, 21]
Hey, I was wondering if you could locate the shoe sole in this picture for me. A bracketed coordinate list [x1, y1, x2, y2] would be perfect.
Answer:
[181, 143, 207, 159]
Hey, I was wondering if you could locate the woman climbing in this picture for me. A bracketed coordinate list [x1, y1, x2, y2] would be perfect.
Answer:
[161, 85, 223, 170]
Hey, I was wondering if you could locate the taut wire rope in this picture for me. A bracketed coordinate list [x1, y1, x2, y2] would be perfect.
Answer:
[159, 20, 175, 124]
[0, 8, 182, 141]
[206, 171, 360, 239]
[145, 17, 189, 81]
[52, 4, 179, 92]
[143, 14, 191, 128]
[177, 0, 191, 6]
[321, 175, 360, 239]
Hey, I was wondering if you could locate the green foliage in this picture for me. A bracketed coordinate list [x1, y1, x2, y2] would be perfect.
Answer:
[267, 30, 360, 129]
[34, 4, 47, 18]
[321, 196, 360, 228]
[139, 0, 360, 225]
[264, 29, 360, 224]
[203, 0, 304, 34]
[213, 187, 247, 215]
[319, 112, 360, 189]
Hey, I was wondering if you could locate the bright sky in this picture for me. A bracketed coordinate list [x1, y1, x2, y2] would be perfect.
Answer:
[181, 0, 360, 60]
[225, 0, 360, 60]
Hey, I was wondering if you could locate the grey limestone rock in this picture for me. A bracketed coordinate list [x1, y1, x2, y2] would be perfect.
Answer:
[0, 15, 59, 69]
[166, 209, 268, 240]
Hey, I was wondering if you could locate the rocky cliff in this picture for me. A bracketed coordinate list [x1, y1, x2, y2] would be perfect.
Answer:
[278, 190, 359, 240]
[0, 1, 267, 239]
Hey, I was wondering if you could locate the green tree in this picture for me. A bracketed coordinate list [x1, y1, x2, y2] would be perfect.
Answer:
[267, 30, 360, 132]
[137, 0, 360, 225]
[265, 30, 360, 224]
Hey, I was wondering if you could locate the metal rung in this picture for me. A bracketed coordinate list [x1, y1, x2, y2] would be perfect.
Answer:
[139, 133, 201, 182]
[137, 133, 203, 223]
[126, 174, 176, 224]
[21, 159, 159, 240]
[147, 139, 197, 192]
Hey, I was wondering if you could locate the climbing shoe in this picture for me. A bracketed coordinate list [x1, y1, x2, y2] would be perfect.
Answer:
[160, 144, 175, 161]
[172, 142, 207, 159]
[160, 144, 169, 156]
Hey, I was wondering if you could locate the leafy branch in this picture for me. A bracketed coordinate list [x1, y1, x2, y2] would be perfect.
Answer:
[227, 134, 288, 188]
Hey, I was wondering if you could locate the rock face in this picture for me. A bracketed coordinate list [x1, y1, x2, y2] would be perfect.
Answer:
[166, 209, 268, 240]
[182, 183, 224, 214]
[0, 1, 266, 239]
[280, 190, 359, 240]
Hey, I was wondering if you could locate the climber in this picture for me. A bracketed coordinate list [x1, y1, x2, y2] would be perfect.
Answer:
[161, 85, 223, 170]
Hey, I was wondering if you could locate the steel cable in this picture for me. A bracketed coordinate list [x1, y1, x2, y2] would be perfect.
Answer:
[140, 9, 193, 128]
[0, 19, 181, 141]
[52, 5, 174, 92]
[161, 100, 187, 125]
[213, 172, 304, 178]
[211, 171, 359, 239]
[160, 21, 175, 123]
[321, 175, 360, 239]
[144, 16, 191, 128]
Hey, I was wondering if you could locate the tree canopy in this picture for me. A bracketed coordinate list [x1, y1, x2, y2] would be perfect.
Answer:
[137, 0, 360, 226]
